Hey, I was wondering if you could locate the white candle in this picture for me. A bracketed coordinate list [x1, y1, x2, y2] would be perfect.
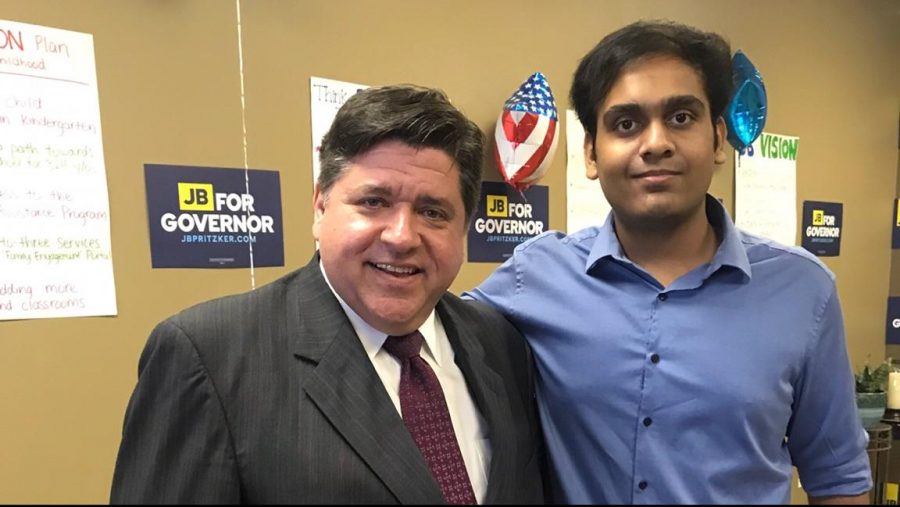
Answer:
[888, 371, 900, 409]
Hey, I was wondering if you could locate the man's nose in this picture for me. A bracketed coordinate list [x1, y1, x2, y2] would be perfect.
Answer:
[640, 120, 675, 162]
[381, 208, 421, 250]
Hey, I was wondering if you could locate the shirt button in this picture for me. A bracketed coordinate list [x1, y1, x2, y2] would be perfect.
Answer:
[643, 417, 653, 427]
[650, 353, 660, 364]
[638, 481, 648, 490]
[657, 293, 668, 301]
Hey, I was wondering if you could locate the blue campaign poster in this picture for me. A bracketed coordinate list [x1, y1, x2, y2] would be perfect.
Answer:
[467, 181, 549, 263]
[888, 297, 900, 345]
[800, 200, 842, 257]
[144, 164, 284, 268]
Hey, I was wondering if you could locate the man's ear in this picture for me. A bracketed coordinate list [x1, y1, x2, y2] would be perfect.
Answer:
[583, 132, 599, 180]
[714, 117, 727, 165]
[312, 184, 325, 240]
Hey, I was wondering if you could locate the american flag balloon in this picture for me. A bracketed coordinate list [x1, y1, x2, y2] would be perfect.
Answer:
[493, 72, 559, 192]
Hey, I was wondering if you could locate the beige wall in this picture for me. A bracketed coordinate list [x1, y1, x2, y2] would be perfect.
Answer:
[0, 0, 897, 503]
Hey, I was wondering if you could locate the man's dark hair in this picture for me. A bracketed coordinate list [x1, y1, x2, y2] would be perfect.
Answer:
[318, 84, 485, 223]
[571, 20, 733, 145]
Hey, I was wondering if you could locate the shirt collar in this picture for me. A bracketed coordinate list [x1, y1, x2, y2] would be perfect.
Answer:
[586, 194, 751, 280]
[705, 196, 752, 280]
[585, 210, 624, 272]
[318, 261, 443, 366]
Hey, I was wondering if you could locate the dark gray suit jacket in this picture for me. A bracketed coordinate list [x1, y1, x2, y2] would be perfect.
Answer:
[110, 256, 544, 504]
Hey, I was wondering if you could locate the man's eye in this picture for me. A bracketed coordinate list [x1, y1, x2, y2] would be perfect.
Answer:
[670, 111, 695, 126]
[421, 208, 447, 221]
[614, 118, 639, 133]
[359, 197, 387, 208]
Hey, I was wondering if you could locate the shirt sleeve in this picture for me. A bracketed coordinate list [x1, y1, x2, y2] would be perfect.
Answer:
[787, 285, 873, 497]
[462, 254, 520, 321]
[110, 320, 241, 504]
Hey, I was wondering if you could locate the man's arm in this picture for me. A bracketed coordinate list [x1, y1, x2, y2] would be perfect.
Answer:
[787, 287, 873, 501]
[461, 250, 519, 316]
[110, 320, 240, 504]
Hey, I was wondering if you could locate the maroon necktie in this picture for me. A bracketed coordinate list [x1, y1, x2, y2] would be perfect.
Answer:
[383, 331, 478, 505]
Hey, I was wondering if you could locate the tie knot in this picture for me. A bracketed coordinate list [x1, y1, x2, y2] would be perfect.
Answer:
[382, 331, 424, 360]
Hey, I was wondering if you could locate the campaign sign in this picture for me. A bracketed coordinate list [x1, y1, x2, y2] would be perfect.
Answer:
[888, 297, 900, 345]
[468, 181, 548, 262]
[800, 201, 842, 257]
[144, 164, 284, 268]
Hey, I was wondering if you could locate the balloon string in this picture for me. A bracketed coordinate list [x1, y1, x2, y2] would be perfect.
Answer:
[235, 0, 255, 290]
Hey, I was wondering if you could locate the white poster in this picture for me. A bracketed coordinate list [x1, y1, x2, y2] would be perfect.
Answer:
[735, 132, 799, 246]
[309, 76, 368, 186]
[0, 20, 117, 320]
[565, 109, 610, 233]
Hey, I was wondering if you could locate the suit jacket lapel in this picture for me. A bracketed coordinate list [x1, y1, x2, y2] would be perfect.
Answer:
[438, 298, 516, 505]
[289, 257, 444, 504]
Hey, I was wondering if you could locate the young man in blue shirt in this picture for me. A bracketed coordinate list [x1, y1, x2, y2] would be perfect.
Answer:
[466, 20, 871, 504]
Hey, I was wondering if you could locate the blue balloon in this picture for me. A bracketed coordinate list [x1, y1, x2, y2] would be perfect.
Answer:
[725, 50, 767, 154]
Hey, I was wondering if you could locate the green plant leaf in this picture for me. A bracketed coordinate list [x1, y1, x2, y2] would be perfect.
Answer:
[856, 359, 892, 393]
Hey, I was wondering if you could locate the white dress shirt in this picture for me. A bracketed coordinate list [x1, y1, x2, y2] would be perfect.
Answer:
[319, 263, 491, 502]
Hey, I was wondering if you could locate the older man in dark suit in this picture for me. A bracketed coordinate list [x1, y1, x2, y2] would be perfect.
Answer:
[110, 85, 544, 504]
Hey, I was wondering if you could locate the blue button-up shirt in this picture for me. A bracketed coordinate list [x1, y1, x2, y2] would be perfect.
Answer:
[465, 196, 871, 504]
